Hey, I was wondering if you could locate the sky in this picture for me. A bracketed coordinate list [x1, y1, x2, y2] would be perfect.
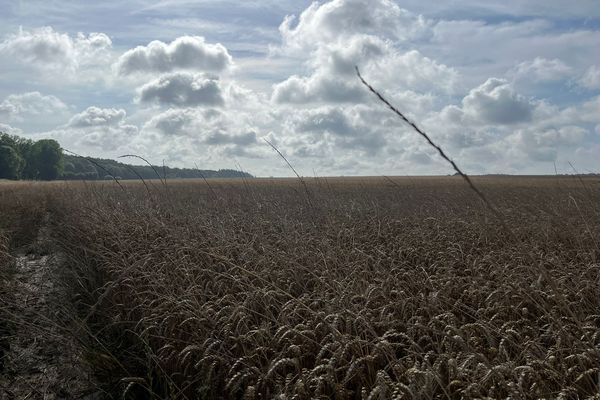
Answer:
[1, 0, 600, 176]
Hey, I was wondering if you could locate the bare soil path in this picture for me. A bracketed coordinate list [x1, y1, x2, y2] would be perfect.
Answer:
[0, 222, 102, 399]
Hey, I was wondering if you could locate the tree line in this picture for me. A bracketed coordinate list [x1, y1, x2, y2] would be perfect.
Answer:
[0, 132, 253, 181]
[0, 132, 63, 180]
[62, 155, 252, 181]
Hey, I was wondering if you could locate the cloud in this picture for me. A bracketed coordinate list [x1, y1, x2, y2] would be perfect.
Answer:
[271, 41, 457, 105]
[419, 81, 595, 173]
[0, 27, 72, 65]
[205, 131, 257, 146]
[406, 152, 434, 165]
[0, 27, 112, 72]
[517, 126, 588, 149]
[268, 0, 462, 167]
[579, 65, 600, 90]
[364, 49, 460, 94]
[144, 108, 197, 136]
[508, 126, 589, 162]
[426, 18, 600, 93]
[142, 108, 220, 136]
[66, 106, 127, 128]
[336, 132, 387, 155]
[0, 123, 23, 135]
[142, 107, 259, 145]
[137, 107, 263, 165]
[412, 1, 600, 19]
[295, 108, 358, 136]
[0, 92, 68, 121]
[542, 95, 600, 126]
[313, 34, 387, 76]
[116, 36, 232, 76]
[272, 4, 458, 105]
[279, 106, 389, 156]
[137, 72, 225, 107]
[278, 0, 431, 53]
[2, 1, 600, 176]
[49, 106, 138, 152]
[461, 78, 534, 125]
[511, 57, 572, 82]
[272, 72, 366, 104]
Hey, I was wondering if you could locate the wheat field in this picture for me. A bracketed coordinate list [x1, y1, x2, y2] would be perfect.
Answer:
[1, 176, 600, 399]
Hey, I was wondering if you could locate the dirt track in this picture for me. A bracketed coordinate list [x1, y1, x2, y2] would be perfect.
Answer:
[0, 225, 101, 399]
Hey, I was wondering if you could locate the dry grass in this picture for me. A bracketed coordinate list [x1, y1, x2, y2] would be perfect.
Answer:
[0, 182, 50, 250]
[0, 181, 54, 386]
[0, 176, 590, 399]
[0, 180, 50, 300]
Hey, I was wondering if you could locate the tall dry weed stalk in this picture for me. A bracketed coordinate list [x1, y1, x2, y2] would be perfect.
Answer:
[355, 67, 514, 238]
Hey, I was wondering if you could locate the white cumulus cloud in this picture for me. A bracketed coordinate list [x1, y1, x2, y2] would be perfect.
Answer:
[143, 107, 258, 145]
[137, 72, 225, 107]
[271, 1, 458, 106]
[278, 0, 431, 53]
[116, 36, 232, 76]
[0, 92, 68, 121]
[461, 78, 534, 125]
[137, 107, 264, 164]
[0, 27, 112, 72]
[49, 106, 139, 152]
[272, 72, 366, 104]
[66, 106, 127, 128]
[511, 57, 572, 82]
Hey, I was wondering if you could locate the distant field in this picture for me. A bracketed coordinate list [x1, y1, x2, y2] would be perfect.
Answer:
[1, 176, 600, 399]
[2, 174, 599, 188]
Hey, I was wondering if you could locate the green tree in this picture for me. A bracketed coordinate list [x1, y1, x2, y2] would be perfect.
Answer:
[15, 137, 35, 179]
[0, 133, 17, 149]
[0, 145, 24, 179]
[0, 132, 39, 179]
[30, 139, 64, 180]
